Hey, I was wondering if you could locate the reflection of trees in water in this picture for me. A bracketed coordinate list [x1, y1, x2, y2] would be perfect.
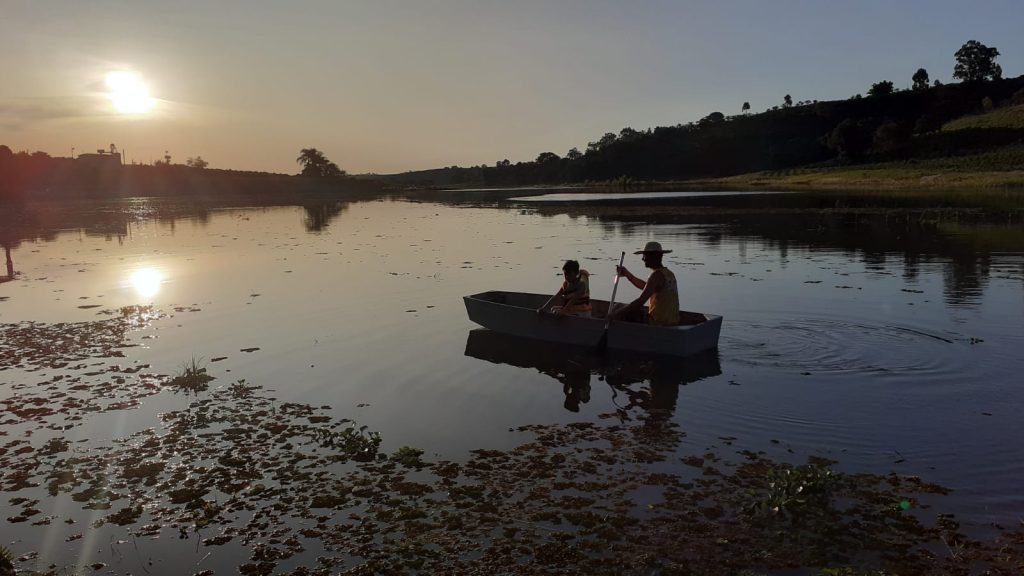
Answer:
[2, 244, 14, 282]
[302, 202, 350, 232]
[530, 194, 1023, 309]
[697, 214, 1015, 308]
[0, 197, 359, 284]
[943, 252, 991, 307]
[1, 223, 22, 283]
[902, 252, 921, 282]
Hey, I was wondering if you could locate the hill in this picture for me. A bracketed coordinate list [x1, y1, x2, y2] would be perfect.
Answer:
[383, 76, 1024, 189]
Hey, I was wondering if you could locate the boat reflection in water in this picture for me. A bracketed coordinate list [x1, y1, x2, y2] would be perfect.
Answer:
[464, 328, 721, 416]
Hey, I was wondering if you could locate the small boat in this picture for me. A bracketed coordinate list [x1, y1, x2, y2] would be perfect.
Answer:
[463, 291, 722, 357]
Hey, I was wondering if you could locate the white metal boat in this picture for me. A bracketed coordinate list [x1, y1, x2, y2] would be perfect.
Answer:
[463, 291, 722, 357]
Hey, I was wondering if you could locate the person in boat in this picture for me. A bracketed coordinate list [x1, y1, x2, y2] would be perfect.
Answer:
[561, 367, 591, 413]
[539, 259, 593, 317]
[608, 241, 679, 326]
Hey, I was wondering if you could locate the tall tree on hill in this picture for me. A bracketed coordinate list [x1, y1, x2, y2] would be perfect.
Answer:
[912, 68, 930, 90]
[783, 94, 793, 108]
[741, 102, 750, 114]
[868, 81, 894, 97]
[296, 148, 345, 177]
[953, 40, 1002, 82]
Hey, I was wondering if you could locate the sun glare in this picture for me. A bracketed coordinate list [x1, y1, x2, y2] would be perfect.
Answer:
[130, 267, 163, 298]
[105, 71, 155, 114]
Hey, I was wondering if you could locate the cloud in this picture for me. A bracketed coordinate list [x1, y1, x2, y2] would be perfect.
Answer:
[0, 96, 106, 131]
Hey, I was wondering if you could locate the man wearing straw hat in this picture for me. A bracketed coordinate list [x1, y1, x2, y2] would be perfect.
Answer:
[609, 241, 679, 326]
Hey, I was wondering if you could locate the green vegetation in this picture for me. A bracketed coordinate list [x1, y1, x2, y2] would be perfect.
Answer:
[3, 40, 1021, 197]
[943, 104, 1024, 131]
[954, 39, 1003, 82]
[0, 144, 377, 203]
[167, 356, 215, 393]
[3, 313, 1024, 574]
[688, 144, 1024, 190]
[296, 147, 346, 177]
[912, 68, 930, 91]
[0, 545, 12, 576]
[385, 39, 1022, 190]
[390, 446, 427, 468]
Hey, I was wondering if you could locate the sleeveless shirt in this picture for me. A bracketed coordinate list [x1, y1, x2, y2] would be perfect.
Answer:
[648, 267, 679, 326]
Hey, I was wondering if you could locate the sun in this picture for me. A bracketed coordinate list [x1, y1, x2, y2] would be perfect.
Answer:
[105, 71, 155, 114]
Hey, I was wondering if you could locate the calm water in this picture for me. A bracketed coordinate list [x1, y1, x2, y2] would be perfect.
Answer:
[2, 193, 1023, 572]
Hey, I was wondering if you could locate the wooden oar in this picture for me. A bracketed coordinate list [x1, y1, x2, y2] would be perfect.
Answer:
[597, 251, 626, 353]
[535, 292, 560, 315]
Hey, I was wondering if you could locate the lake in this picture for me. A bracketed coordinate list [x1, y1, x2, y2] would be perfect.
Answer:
[2, 191, 1023, 574]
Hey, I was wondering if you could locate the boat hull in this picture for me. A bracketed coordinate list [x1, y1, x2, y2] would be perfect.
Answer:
[463, 291, 722, 357]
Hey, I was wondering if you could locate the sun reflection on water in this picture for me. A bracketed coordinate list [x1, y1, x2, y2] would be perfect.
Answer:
[130, 267, 163, 298]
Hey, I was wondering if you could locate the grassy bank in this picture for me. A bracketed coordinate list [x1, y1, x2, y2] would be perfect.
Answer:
[681, 145, 1024, 191]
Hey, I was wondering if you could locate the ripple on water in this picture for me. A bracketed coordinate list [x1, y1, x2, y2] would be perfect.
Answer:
[722, 316, 965, 379]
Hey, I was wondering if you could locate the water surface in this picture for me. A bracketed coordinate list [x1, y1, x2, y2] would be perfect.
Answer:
[2, 193, 1022, 572]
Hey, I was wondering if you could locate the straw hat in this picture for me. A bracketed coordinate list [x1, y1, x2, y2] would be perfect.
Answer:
[634, 241, 672, 254]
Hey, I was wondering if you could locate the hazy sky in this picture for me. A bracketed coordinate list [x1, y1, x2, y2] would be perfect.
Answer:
[2, 1, 1021, 174]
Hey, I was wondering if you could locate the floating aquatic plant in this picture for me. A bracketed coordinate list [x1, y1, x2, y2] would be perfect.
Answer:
[747, 463, 839, 518]
[390, 446, 426, 469]
[0, 545, 13, 576]
[4, 316, 1024, 574]
[167, 355, 215, 393]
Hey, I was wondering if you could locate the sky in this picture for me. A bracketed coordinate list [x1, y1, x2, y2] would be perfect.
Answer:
[1, 0, 1022, 175]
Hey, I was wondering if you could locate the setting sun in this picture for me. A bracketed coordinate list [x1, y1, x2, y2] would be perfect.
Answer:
[105, 71, 155, 114]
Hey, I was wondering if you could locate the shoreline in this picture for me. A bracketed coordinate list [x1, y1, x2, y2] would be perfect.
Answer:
[680, 168, 1024, 192]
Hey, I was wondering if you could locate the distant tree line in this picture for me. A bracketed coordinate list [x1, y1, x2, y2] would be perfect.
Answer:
[387, 40, 1024, 187]
[0, 145, 378, 203]
[0, 145, 368, 203]
[4, 40, 1020, 196]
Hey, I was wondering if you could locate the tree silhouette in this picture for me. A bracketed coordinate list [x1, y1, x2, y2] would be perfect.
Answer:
[296, 148, 345, 177]
[565, 147, 582, 161]
[868, 81, 894, 97]
[186, 156, 209, 169]
[783, 95, 793, 108]
[953, 40, 1002, 82]
[699, 112, 725, 125]
[587, 132, 618, 153]
[535, 152, 560, 164]
[912, 68, 930, 91]
[742, 102, 750, 114]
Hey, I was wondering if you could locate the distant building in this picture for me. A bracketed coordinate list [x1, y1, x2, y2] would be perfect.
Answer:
[76, 152, 122, 167]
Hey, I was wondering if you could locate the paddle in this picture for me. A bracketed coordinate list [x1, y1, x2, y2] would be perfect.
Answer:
[597, 251, 626, 353]
[535, 291, 560, 315]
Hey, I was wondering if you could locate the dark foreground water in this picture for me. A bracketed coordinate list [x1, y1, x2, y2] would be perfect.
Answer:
[1, 191, 1023, 574]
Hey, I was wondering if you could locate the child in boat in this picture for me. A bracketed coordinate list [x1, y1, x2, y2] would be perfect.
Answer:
[540, 260, 592, 317]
